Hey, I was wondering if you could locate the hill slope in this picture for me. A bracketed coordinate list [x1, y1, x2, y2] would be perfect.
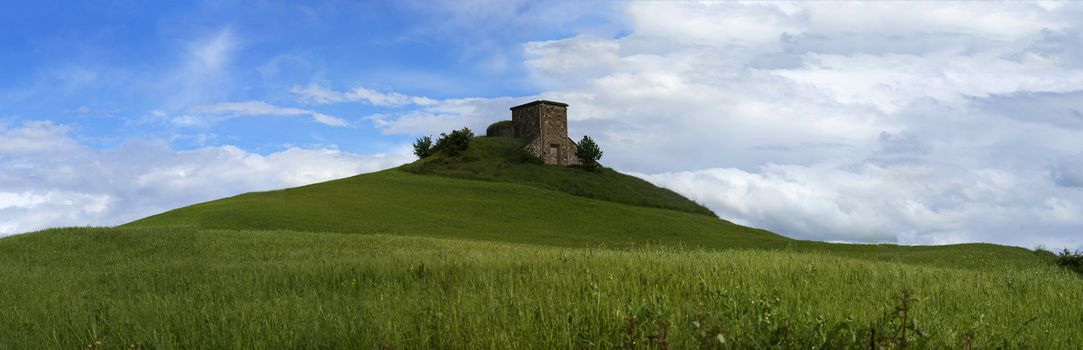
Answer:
[127, 167, 782, 249]
[126, 138, 1041, 270]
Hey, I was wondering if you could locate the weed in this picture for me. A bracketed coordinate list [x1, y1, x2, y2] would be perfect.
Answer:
[408, 263, 430, 279]
[863, 288, 925, 349]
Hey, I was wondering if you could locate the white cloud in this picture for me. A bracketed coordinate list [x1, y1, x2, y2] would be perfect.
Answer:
[194, 101, 310, 116]
[626, 2, 805, 50]
[0, 121, 414, 236]
[311, 113, 348, 127]
[290, 84, 343, 104]
[610, 2, 1083, 249]
[638, 163, 1083, 250]
[365, 96, 525, 135]
[0, 121, 80, 154]
[188, 27, 235, 73]
[291, 84, 437, 107]
[772, 52, 1083, 114]
[524, 36, 620, 87]
[347, 86, 437, 107]
[291, 84, 530, 136]
[181, 101, 349, 127]
[800, 2, 1068, 41]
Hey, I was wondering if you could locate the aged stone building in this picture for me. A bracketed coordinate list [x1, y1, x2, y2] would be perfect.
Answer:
[486, 100, 580, 166]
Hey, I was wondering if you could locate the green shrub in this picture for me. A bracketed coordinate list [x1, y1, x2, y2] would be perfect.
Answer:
[412, 136, 434, 159]
[1056, 248, 1083, 275]
[575, 135, 603, 171]
[434, 127, 474, 156]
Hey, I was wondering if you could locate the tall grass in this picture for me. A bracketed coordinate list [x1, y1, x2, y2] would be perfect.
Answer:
[2, 227, 1079, 348]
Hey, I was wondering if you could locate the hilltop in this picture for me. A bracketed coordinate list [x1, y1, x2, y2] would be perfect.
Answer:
[400, 136, 717, 217]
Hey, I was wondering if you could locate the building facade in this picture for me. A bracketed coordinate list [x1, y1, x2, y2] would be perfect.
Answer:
[487, 100, 580, 166]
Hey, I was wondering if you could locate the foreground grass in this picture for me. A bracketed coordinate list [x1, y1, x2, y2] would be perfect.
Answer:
[2, 227, 1079, 349]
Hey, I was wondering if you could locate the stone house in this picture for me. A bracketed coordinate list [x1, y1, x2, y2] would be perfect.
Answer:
[486, 100, 580, 166]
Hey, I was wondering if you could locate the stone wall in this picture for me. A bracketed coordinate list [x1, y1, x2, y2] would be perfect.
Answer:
[524, 135, 580, 166]
[511, 100, 579, 166]
[486, 120, 515, 138]
[511, 104, 542, 140]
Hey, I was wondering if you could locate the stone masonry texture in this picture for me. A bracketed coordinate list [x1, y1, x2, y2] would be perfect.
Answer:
[497, 100, 580, 166]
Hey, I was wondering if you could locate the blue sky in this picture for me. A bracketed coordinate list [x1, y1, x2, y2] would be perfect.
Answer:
[1, 1, 612, 153]
[3, 1, 1083, 250]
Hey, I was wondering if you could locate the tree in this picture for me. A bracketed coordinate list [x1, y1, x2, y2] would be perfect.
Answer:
[575, 135, 603, 171]
[433, 127, 474, 156]
[412, 136, 434, 159]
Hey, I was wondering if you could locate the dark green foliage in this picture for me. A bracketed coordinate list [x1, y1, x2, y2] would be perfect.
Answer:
[1056, 248, 1083, 274]
[433, 127, 474, 156]
[412, 136, 434, 159]
[514, 148, 544, 164]
[575, 135, 603, 171]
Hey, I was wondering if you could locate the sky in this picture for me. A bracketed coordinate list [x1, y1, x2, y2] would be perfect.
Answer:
[2, 1, 1082, 250]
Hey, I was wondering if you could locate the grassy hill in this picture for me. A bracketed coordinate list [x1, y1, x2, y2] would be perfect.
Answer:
[124, 138, 1041, 271]
[2, 137, 1081, 348]
[126, 167, 782, 250]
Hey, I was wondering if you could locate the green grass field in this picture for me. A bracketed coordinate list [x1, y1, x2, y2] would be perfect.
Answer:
[2, 228, 1079, 349]
[3, 137, 1081, 348]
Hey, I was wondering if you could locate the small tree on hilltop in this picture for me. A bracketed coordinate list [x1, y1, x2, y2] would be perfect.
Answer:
[433, 127, 474, 156]
[575, 135, 603, 171]
[412, 136, 434, 159]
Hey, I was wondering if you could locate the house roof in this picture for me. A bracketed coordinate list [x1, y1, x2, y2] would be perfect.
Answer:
[509, 100, 569, 110]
